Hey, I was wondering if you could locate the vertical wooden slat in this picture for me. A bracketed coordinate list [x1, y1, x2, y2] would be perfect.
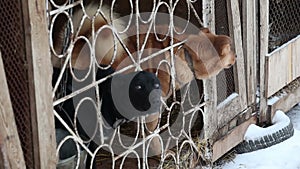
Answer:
[242, 0, 257, 105]
[292, 37, 300, 79]
[202, 1, 219, 162]
[259, 0, 270, 123]
[227, 0, 247, 109]
[21, 1, 57, 168]
[0, 52, 26, 169]
[202, 0, 218, 141]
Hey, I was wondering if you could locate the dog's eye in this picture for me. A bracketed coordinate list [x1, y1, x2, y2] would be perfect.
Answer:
[154, 83, 160, 89]
[135, 85, 142, 90]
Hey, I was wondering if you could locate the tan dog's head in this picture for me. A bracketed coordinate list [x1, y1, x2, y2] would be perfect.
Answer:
[183, 28, 236, 79]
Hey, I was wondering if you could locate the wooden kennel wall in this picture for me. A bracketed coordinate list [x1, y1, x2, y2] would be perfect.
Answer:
[0, 0, 299, 168]
[202, 0, 257, 162]
[259, 0, 300, 124]
[0, 0, 55, 168]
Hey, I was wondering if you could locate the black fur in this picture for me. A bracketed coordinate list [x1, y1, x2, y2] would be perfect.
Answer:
[52, 67, 162, 163]
[53, 67, 161, 130]
[98, 70, 162, 128]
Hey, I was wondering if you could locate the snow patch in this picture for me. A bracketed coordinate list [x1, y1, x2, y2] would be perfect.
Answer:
[244, 110, 290, 141]
[217, 93, 238, 108]
[267, 96, 280, 105]
[219, 104, 300, 169]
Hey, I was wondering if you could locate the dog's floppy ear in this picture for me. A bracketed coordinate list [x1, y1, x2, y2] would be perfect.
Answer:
[184, 31, 218, 62]
[213, 35, 236, 68]
[213, 35, 232, 56]
[183, 32, 220, 79]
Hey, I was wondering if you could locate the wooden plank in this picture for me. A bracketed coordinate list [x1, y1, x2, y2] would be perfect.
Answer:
[227, 0, 247, 109]
[212, 115, 257, 162]
[202, 0, 218, 140]
[266, 36, 300, 97]
[268, 79, 300, 118]
[0, 53, 26, 169]
[259, 0, 269, 123]
[22, 1, 57, 168]
[217, 94, 241, 126]
[202, 0, 215, 32]
[242, 0, 257, 105]
[266, 45, 292, 97]
[203, 77, 218, 140]
[292, 36, 300, 79]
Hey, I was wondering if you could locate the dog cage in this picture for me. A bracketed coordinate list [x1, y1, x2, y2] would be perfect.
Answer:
[0, 0, 260, 168]
[268, 0, 300, 53]
[47, 0, 256, 167]
[259, 0, 300, 123]
[48, 0, 209, 168]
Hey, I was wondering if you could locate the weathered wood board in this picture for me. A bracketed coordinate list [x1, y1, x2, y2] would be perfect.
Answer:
[266, 36, 300, 97]
[0, 53, 26, 169]
[212, 115, 257, 162]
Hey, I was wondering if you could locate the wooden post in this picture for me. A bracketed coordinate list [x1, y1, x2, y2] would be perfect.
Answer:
[0, 52, 26, 169]
[259, 0, 270, 124]
[242, 0, 257, 106]
[21, 0, 57, 168]
[202, 0, 218, 141]
[227, 0, 247, 109]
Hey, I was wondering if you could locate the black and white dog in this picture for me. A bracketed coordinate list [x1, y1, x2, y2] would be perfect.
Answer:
[52, 67, 162, 164]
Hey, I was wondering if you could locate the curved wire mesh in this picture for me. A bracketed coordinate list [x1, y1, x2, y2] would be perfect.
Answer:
[48, 0, 206, 168]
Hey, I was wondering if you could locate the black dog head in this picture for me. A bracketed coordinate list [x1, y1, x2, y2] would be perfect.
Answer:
[129, 71, 161, 112]
[110, 71, 162, 121]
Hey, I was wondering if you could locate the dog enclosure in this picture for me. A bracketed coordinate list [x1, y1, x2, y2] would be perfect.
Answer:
[259, 0, 300, 123]
[0, 0, 299, 169]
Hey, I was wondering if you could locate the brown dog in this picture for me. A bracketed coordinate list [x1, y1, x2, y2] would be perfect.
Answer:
[105, 25, 236, 97]
[51, 4, 236, 156]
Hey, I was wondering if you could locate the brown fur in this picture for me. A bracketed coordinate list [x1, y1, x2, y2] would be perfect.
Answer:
[94, 25, 236, 97]
[52, 4, 236, 156]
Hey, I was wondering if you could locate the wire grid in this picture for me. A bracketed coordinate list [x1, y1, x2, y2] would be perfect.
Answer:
[214, 0, 236, 104]
[48, 0, 206, 168]
[0, 0, 35, 168]
[269, 0, 300, 52]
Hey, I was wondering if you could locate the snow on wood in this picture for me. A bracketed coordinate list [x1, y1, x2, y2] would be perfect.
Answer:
[267, 96, 280, 105]
[217, 93, 239, 108]
[220, 104, 300, 169]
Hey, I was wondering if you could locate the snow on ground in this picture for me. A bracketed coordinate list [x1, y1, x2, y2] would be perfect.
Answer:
[218, 103, 300, 169]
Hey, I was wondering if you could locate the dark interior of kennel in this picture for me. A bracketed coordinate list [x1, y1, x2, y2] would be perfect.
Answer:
[0, 0, 35, 168]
